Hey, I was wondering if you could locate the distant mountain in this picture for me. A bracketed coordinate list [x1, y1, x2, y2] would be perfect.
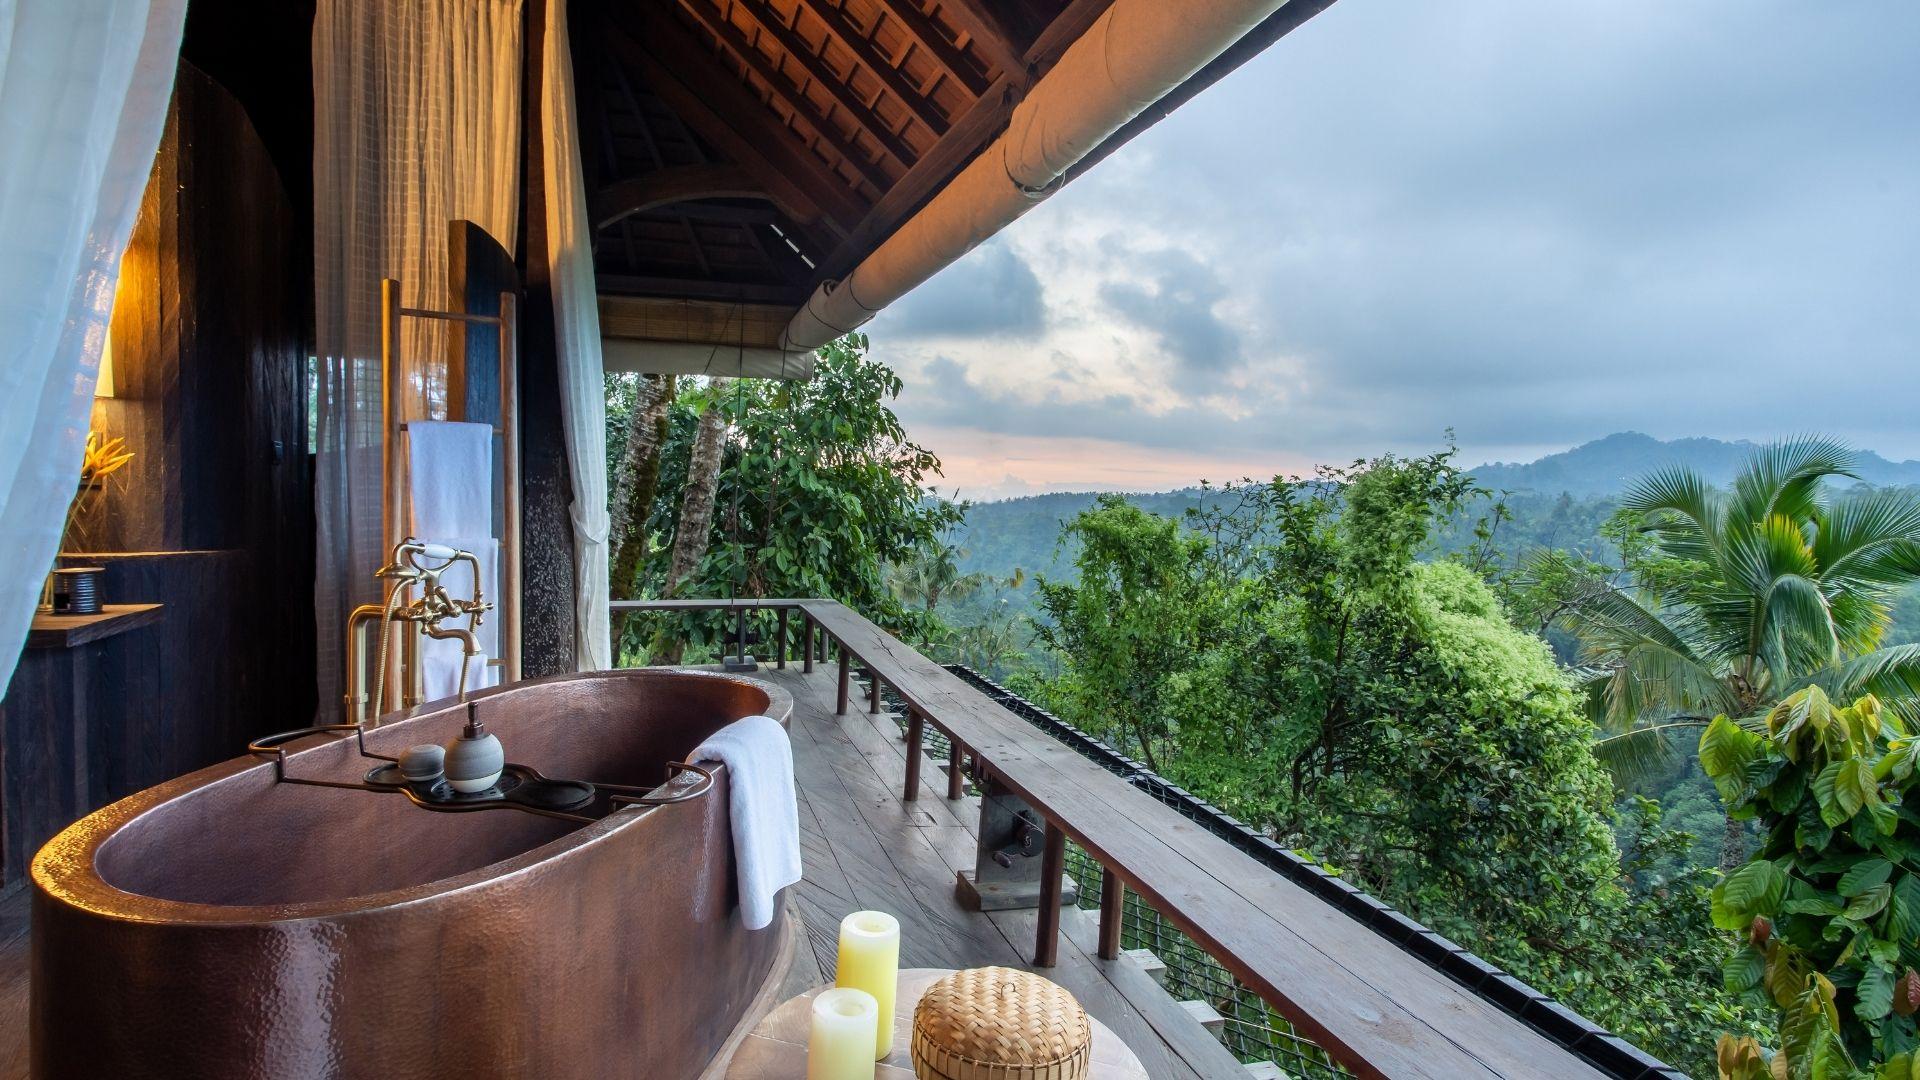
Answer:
[947, 434, 1920, 598]
[1468, 432, 1920, 496]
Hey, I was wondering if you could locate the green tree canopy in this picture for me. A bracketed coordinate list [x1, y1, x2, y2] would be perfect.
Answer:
[627, 335, 960, 659]
[1024, 449, 1752, 1071]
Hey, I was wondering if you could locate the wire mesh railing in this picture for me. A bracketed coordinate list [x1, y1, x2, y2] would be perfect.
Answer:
[1059, 843, 1349, 1077]
[862, 665, 1344, 1076]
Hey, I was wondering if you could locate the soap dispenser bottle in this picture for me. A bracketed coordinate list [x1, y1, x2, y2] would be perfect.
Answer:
[444, 703, 505, 793]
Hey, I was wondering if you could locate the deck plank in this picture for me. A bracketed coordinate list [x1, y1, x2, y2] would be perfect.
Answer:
[761, 666, 1230, 1080]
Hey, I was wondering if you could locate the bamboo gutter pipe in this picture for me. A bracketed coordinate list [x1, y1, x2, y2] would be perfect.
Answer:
[779, 0, 1297, 352]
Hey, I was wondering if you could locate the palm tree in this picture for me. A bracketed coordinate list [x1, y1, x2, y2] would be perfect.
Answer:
[663, 377, 733, 598]
[1561, 438, 1920, 867]
[608, 373, 674, 644]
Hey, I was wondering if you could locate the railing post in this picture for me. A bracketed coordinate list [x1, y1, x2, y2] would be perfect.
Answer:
[836, 648, 850, 716]
[801, 616, 814, 673]
[869, 669, 882, 713]
[1098, 867, 1123, 960]
[1034, 822, 1066, 967]
[776, 607, 788, 669]
[947, 744, 964, 800]
[904, 709, 924, 801]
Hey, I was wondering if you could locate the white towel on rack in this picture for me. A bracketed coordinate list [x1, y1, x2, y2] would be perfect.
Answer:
[691, 715, 801, 931]
[419, 538, 499, 701]
[407, 420, 492, 538]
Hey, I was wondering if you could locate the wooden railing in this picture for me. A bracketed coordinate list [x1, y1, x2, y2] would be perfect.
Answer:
[611, 598, 1662, 1080]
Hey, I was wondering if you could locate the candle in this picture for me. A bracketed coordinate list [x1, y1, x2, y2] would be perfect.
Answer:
[835, 910, 900, 1059]
[806, 987, 879, 1080]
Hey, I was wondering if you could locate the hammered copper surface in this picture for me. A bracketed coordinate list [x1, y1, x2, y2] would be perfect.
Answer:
[31, 668, 793, 1080]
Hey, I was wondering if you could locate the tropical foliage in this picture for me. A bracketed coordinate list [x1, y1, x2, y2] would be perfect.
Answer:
[1023, 450, 1756, 1073]
[611, 335, 960, 661]
[1559, 439, 1920, 798]
[1706, 687, 1920, 1077]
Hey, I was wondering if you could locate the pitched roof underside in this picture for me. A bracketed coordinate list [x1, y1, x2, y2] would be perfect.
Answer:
[577, 0, 1328, 355]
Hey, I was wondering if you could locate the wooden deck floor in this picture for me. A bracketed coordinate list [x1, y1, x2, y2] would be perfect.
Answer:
[0, 664, 1246, 1079]
[766, 663, 1247, 1080]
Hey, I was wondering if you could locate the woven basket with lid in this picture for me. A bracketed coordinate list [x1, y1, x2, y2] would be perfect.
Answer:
[910, 966, 1091, 1080]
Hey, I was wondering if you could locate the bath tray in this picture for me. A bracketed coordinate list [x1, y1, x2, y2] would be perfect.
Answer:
[365, 761, 598, 814]
[246, 723, 714, 824]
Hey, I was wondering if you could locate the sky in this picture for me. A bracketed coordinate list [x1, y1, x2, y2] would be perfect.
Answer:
[861, 0, 1920, 501]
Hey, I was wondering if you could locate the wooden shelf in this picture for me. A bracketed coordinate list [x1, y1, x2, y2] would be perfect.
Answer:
[26, 604, 164, 649]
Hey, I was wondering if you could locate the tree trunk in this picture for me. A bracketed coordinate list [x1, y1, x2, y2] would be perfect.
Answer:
[1719, 811, 1747, 873]
[607, 374, 673, 647]
[664, 377, 731, 598]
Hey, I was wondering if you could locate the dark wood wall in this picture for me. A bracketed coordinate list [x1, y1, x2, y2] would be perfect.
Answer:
[0, 61, 313, 884]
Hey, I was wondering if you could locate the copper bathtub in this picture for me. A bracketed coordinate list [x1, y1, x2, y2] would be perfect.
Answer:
[30, 668, 795, 1080]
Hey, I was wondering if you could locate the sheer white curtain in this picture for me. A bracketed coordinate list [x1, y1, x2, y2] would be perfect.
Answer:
[0, 0, 187, 691]
[312, 0, 522, 716]
[540, 0, 610, 670]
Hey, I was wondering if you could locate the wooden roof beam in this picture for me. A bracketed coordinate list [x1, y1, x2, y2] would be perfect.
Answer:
[591, 163, 794, 230]
[598, 274, 807, 304]
[875, 0, 989, 96]
[672, 0, 902, 191]
[793, 0, 951, 136]
[724, 0, 927, 162]
[933, 0, 1028, 80]
[818, 71, 1017, 279]
[605, 17, 867, 236]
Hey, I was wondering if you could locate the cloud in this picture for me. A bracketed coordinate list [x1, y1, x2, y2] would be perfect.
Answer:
[869, 0, 1920, 491]
[874, 238, 1047, 340]
[1096, 247, 1243, 375]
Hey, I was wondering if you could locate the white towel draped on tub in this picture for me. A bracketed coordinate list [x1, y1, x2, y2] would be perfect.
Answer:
[691, 715, 802, 931]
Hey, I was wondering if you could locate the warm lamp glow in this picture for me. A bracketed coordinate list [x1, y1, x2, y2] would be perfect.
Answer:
[95, 331, 115, 398]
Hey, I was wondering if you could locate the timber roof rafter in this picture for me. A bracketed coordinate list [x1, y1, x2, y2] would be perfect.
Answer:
[577, 0, 1334, 330]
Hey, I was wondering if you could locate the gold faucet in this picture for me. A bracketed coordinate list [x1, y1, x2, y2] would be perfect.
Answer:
[344, 540, 493, 725]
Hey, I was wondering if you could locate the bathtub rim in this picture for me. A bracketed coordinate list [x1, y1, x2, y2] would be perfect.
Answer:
[31, 666, 792, 927]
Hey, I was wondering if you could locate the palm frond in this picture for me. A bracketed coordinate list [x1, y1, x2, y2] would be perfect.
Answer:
[1813, 487, 1920, 586]
[1621, 465, 1724, 564]
[1731, 435, 1859, 527]
[1811, 644, 1920, 705]
[1566, 586, 1708, 663]
[1591, 722, 1698, 783]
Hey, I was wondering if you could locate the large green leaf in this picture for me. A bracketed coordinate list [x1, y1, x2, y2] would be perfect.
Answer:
[1839, 757, 1879, 818]
[1861, 964, 1898, 1021]
[1841, 859, 1897, 898]
[1702, 713, 1763, 779]
[1892, 876, 1920, 941]
[1725, 947, 1767, 994]
[1715, 861, 1788, 930]
[1815, 760, 1858, 827]
[1846, 883, 1893, 921]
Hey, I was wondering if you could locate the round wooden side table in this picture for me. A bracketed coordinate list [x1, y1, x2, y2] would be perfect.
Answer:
[723, 968, 1150, 1079]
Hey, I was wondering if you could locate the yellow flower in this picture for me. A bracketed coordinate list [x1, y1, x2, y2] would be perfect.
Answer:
[79, 431, 134, 485]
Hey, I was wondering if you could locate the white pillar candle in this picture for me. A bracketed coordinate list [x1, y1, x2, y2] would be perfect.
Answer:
[806, 987, 879, 1080]
[834, 910, 900, 1060]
